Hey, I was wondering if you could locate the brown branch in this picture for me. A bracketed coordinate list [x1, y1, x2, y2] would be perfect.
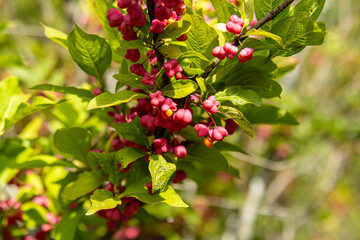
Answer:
[146, 0, 169, 87]
[200, 0, 295, 79]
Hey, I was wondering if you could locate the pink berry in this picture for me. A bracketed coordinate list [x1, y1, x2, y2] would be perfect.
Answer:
[172, 170, 187, 183]
[212, 46, 227, 60]
[163, 59, 183, 78]
[223, 42, 239, 59]
[91, 87, 102, 96]
[238, 48, 253, 63]
[209, 126, 228, 141]
[155, 2, 172, 20]
[117, 0, 132, 9]
[226, 15, 244, 35]
[225, 119, 238, 134]
[173, 145, 187, 159]
[153, 138, 168, 154]
[124, 200, 140, 217]
[146, 182, 153, 194]
[150, 19, 167, 34]
[202, 95, 220, 114]
[140, 114, 156, 131]
[125, 49, 140, 62]
[161, 98, 177, 117]
[107, 8, 124, 27]
[194, 124, 209, 137]
[149, 91, 166, 106]
[130, 64, 146, 76]
[173, 108, 192, 124]
[141, 72, 156, 86]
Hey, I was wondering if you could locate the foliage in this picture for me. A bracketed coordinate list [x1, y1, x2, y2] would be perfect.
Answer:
[0, 0, 334, 239]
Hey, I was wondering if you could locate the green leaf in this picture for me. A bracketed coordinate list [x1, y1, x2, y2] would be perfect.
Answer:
[243, 29, 284, 48]
[294, 0, 325, 21]
[215, 86, 262, 107]
[67, 23, 112, 81]
[185, 143, 230, 172]
[86, 189, 122, 215]
[115, 147, 146, 169]
[118, 40, 146, 49]
[176, 51, 210, 64]
[0, 76, 30, 133]
[7, 155, 77, 169]
[121, 178, 188, 207]
[41, 23, 68, 49]
[210, 0, 241, 24]
[271, 12, 326, 56]
[254, 0, 291, 31]
[159, 44, 182, 58]
[242, 37, 283, 52]
[162, 80, 198, 98]
[183, 67, 204, 75]
[112, 117, 149, 147]
[87, 90, 149, 110]
[54, 209, 81, 240]
[196, 77, 206, 99]
[62, 171, 105, 201]
[183, 10, 219, 68]
[1, 96, 62, 136]
[214, 141, 248, 155]
[53, 127, 91, 163]
[91, 152, 121, 184]
[113, 74, 151, 91]
[92, 0, 122, 50]
[217, 105, 254, 137]
[149, 155, 176, 193]
[159, 19, 191, 39]
[31, 83, 93, 99]
[239, 104, 299, 125]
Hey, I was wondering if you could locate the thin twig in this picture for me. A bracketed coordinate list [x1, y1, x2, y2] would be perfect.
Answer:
[146, 0, 170, 87]
[200, 0, 295, 79]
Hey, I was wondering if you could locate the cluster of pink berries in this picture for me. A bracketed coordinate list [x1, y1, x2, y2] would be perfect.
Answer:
[151, 0, 186, 35]
[212, 15, 253, 63]
[107, 0, 187, 64]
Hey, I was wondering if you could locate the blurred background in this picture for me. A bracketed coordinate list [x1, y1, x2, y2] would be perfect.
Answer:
[1, 0, 360, 239]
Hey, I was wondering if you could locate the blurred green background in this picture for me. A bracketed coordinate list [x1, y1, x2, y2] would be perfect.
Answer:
[1, 0, 359, 239]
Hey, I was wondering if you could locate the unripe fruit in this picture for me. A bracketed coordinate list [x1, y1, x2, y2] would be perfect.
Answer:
[204, 138, 214, 148]
[238, 48, 254, 63]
